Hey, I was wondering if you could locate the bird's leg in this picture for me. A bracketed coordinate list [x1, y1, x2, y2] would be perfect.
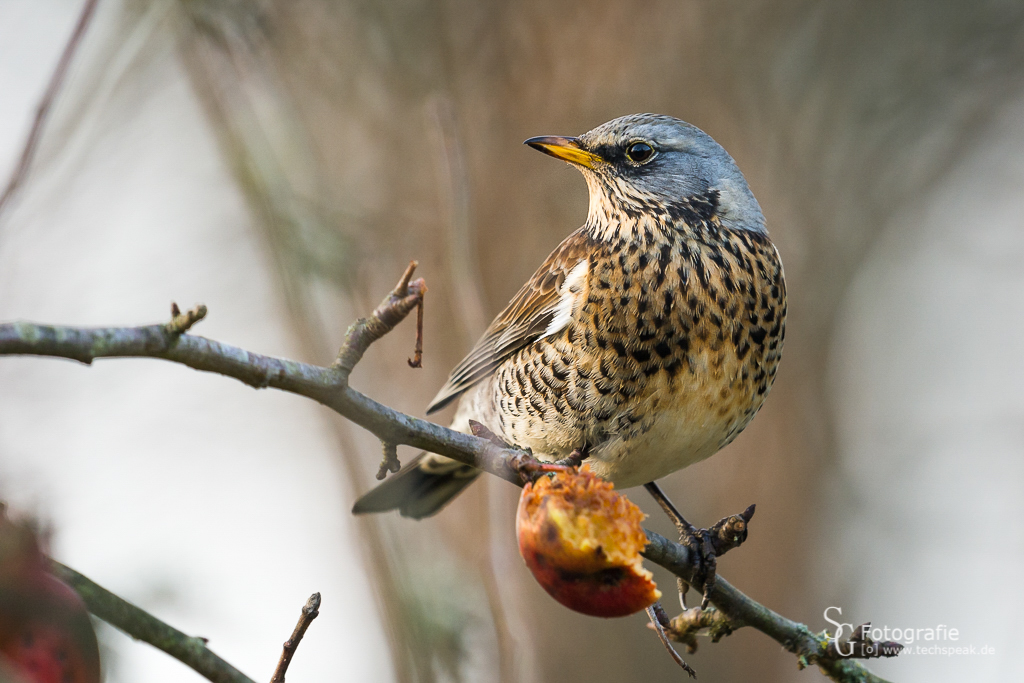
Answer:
[645, 481, 701, 608]
[644, 481, 756, 610]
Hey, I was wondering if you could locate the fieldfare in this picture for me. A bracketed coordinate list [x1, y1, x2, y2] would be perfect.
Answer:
[354, 114, 786, 532]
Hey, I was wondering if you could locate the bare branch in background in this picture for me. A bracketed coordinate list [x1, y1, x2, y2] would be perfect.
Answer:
[428, 97, 489, 343]
[270, 593, 322, 683]
[0, 0, 99, 220]
[1, 265, 896, 683]
[50, 561, 257, 683]
[175, 16, 434, 682]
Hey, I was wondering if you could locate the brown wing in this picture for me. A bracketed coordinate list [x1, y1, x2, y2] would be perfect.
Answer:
[426, 228, 596, 414]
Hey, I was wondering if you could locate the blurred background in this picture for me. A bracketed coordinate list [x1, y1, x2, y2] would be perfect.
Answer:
[1, 1, 1024, 681]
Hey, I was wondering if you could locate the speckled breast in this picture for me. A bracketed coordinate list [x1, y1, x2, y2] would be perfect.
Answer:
[490, 219, 786, 488]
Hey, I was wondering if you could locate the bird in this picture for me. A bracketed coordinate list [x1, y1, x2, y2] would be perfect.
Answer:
[353, 113, 786, 521]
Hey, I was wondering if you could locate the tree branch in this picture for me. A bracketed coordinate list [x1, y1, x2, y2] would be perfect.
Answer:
[0, 295, 527, 488]
[270, 593, 321, 683]
[641, 532, 898, 680]
[3, 265, 895, 683]
[0, 0, 100, 220]
[49, 561, 257, 683]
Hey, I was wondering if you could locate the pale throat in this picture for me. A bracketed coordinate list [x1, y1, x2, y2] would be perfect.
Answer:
[583, 172, 670, 244]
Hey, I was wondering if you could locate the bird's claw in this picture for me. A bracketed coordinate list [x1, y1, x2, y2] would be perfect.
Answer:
[678, 524, 718, 610]
[510, 443, 588, 484]
[679, 505, 756, 609]
[643, 482, 755, 611]
[469, 420, 558, 483]
[552, 445, 588, 469]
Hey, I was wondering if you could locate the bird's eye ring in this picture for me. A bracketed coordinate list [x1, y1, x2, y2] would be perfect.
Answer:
[625, 141, 655, 164]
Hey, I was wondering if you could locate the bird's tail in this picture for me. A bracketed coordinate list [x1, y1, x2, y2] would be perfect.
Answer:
[351, 452, 481, 519]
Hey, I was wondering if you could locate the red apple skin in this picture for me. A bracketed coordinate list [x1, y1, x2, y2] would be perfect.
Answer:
[516, 468, 660, 618]
[518, 539, 661, 617]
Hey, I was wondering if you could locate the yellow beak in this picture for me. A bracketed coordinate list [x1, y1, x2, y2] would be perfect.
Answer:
[524, 136, 603, 170]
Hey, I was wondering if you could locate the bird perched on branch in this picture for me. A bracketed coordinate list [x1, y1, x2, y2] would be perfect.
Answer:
[354, 113, 785, 522]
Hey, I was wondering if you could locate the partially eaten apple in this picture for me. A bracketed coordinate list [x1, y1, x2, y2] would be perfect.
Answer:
[516, 466, 660, 617]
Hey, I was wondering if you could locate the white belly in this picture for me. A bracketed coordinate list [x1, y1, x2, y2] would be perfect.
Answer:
[582, 371, 762, 489]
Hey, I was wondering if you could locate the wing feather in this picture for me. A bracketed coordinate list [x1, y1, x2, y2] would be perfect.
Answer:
[426, 228, 595, 414]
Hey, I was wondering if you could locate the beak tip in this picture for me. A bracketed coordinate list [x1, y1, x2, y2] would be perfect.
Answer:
[523, 135, 599, 169]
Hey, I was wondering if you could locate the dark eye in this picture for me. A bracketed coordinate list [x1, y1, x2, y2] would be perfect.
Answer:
[625, 141, 655, 164]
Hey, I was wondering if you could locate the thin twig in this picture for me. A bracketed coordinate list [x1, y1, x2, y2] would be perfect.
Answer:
[49, 561, 256, 683]
[646, 603, 696, 678]
[1, 267, 895, 683]
[270, 593, 321, 683]
[376, 441, 401, 480]
[407, 295, 424, 368]
[0, 0, 100, 219]
[334, 260, 426, 378]
[648, 605, 741, 653]
[167, 303, 209, 335]
[468, 420, 509, 447]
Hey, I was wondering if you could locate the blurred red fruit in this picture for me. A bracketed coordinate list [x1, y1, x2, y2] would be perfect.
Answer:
[516, 466, 661, 617]
[0, 512, 100, 683]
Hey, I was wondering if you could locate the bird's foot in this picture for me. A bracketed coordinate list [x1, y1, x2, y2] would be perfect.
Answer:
[520, 445, 588, 483]
[516, 458, 576, 481]
[470, 420, 576, 483]
[553, 445, 588, 469]
[644, 482, 755, 610]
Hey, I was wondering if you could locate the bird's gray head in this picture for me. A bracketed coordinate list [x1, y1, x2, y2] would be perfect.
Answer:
[526, 113, 765, 236]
